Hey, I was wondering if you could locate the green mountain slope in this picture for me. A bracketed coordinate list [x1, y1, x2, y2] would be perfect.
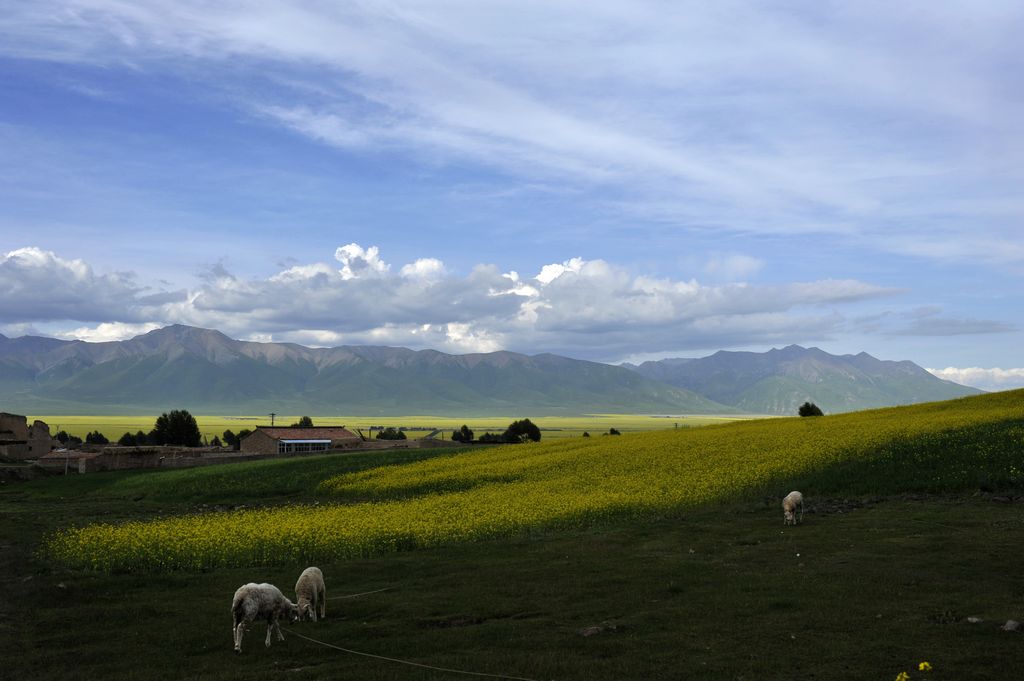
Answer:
[625, 345, 981, 414]
[0, 325, 728, 415]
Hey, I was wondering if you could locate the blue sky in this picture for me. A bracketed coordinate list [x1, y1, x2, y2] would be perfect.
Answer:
[0, 1, 1022, 389]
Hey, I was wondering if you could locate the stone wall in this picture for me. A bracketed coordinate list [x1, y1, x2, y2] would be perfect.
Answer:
[33, 436, 461, 476]
[27, 420, 53, 458]
[0, 413, 32, 460]
[78, 449, 264, 473]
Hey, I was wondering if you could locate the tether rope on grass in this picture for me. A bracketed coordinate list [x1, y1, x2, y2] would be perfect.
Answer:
[286, 629, 547, 681]
[327, 586, 394, 600]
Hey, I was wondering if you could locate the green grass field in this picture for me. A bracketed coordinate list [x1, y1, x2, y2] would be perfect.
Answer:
[31, 413, 750, 442]
[3, 390, 1023, 679]
[43, 390, 1024, 572]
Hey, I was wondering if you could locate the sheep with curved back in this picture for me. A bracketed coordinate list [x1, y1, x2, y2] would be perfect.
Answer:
[782, 491, 804, 525]
[295, 567, 326, 622]
[231, 583, 299, 653]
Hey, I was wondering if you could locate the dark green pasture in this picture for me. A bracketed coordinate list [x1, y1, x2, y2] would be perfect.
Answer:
[2, 443, 1022, 680]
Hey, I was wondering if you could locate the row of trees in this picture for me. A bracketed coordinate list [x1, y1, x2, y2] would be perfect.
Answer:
[467, 419, 542, 444]
[580, 428, 620, 438]
[58, 410, 252, 450]
[375, 427, 407, 440]
[60, 403, 825, 451]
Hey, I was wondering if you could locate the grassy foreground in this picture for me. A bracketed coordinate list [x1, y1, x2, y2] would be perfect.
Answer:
[1, 487, 1022, 680]
[2, 390, 1023, 679]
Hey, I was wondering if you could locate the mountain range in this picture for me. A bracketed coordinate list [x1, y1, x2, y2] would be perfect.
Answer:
[0, 325, 725, 415]
[0, 325, 980, 415]
[622, 345, 981, 414]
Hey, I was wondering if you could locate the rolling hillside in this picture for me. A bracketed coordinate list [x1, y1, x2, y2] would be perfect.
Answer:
[46, 388, 1024, 572]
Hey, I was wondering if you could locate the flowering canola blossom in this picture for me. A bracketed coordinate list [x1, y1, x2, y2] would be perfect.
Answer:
[46, 391, 1024, 572]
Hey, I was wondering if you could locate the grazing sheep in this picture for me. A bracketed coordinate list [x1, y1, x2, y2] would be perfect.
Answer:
[231, 583, 299, 653]
[783, 491, 804, 525]
[295, 567, 326, 622]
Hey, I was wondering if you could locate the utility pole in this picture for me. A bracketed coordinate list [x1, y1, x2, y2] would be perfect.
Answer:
[269, 412, 276, 427]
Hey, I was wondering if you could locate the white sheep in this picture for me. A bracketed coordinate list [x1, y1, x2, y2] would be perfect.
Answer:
[782, 490, 804, 525]
[295, 566, 326, 622]
[231, 582, 299, 653]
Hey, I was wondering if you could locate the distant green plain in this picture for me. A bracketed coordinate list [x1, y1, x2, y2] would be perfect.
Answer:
[30, 413, 756, 442]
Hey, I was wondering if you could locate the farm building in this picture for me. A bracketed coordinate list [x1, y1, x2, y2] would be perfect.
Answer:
[0, 412, 54, 460]
[239, 426, 361, 456]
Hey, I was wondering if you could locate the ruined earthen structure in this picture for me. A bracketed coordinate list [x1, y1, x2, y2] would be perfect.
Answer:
[0, 412, 54, 460]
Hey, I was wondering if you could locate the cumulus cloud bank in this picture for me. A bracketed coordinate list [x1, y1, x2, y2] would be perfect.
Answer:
[1, 245, 907, 359]
[0, 247, 148, 322]
[927, 367, 1024, 392]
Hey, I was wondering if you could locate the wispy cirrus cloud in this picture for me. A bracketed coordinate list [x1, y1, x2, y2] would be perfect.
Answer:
[904, 305, 1016, 337]
[2, 1, 1023, 265]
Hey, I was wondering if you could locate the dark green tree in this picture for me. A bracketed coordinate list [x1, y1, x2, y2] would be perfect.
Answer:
[608, 428, 621, 436]
[234, 429, 252, 451]
[134, 430, 148, 445]
[503, 418, 541, 443]
[117, 432, 136, 446]
[582, 431, 590, 438]
[85, 430, 109, 445]
[477, 432, 504, 443]
[375, 427, 407, 440]
[222, 430, 238, 448]
[210, 435, 222, 447]
[451, 425, 475, 442]
[151, 409, 202, 447]
[291, 416, 314, 427]
[798, 402, 824, 417]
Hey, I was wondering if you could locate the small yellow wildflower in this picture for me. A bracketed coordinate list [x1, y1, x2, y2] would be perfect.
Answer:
[918, 661, 932, 672]
[895, 672, 911, 681]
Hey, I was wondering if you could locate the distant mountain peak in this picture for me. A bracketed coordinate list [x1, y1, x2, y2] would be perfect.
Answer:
[139, 324, 231, 341]
[625, 345, 979, 414]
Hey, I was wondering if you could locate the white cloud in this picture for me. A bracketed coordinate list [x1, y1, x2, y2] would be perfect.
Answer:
[175, 246, 898, 358]
[0, 246, 154, 323]
[335, 243, 390, 280]
[269, 262, 336, 282]
[927, 367, 1024, 392]
[442, 322, 503, 354]
[400, 258, 446, 281]
[535, 257, 585, 285]
[0, 322, 43, 337]
[4, 245, 905, 359]
[56, 322, 161, 342]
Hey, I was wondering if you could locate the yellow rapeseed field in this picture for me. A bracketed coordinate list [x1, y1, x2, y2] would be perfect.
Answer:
[46, 391, 1023, 572]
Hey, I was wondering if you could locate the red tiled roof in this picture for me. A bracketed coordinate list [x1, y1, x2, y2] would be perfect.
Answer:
[254, 426, 360, 441]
